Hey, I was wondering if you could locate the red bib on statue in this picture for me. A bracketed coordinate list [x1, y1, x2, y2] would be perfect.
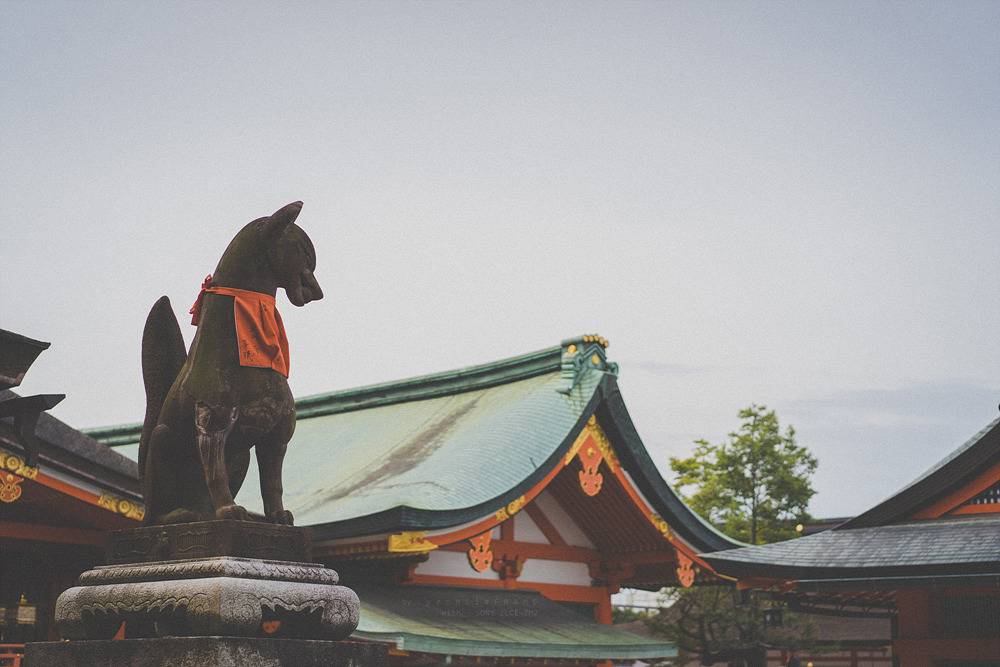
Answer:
[189, 276, 290, 377]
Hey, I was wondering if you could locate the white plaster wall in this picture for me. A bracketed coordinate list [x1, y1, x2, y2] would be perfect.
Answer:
[513, 511, 549, 544]
[518, 559, 592, 586]
[414, 549, 498, 580]
[535, 489, 595, 547]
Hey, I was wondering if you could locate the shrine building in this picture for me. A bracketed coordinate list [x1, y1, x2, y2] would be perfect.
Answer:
[703, 416, 1000, 666]
[0, 330, 143, 660]
[4, 333, 745, 664]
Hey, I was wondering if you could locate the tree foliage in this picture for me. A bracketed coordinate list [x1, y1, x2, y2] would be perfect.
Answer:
[646, 586, 817, 665]
[644, 405, 820, 665]
[670, 404, 818, 544]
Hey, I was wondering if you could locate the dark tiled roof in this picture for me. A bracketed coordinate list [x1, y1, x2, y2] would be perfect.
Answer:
[0, 389, 139, 498]
[703, 515, 1000, 579]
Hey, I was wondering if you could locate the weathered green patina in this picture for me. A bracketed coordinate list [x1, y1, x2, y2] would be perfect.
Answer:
[88, 336, 737, 550]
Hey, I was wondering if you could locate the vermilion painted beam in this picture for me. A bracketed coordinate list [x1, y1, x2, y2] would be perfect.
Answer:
[500, 516, 514, 541]
[914, 459, 1000, 519]
[315, 416, 721, 581]
[949, 502, 1000, 516]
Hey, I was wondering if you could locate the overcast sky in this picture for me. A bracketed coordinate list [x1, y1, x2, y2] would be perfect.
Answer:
[3, 1, 997, 518]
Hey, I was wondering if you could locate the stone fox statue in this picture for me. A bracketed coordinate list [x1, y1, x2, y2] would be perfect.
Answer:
[139, 201, 323, 525]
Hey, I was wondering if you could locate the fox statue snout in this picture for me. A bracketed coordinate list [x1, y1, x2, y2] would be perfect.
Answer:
[265, 201, 325, 307]
[285, 267, 323, 307]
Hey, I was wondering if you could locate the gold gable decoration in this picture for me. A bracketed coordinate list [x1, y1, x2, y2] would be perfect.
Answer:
[387, 531, 439, 553]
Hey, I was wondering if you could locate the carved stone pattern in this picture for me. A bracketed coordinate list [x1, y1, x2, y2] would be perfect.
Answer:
[79, 557, 338, 586]
[79, 593, 211, 616]
[56, 577, 360, 640]
[106, 521, 312, 564]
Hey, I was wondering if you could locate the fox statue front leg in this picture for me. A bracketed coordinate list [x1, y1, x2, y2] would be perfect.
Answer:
[194, 403, 252, 521]
[255, 414, 295, 525]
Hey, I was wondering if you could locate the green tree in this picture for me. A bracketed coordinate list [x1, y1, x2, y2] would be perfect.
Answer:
[670, 404, 817, 544]
[645, 586, 817, 666]
[646, 405, 820, 665]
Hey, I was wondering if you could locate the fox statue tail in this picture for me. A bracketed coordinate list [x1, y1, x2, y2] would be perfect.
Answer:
[138, 296, 186, 495]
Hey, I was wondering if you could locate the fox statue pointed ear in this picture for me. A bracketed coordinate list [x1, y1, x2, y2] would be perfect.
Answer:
[261, 201, 304, 241]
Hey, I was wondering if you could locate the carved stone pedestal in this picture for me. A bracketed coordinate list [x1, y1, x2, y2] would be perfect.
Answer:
[55, 555, 359, 639]
[29, 521, 382, 666]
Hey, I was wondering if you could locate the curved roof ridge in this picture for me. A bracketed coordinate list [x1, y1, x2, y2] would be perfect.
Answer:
[841, 415, 1000, 529]
[596, 379, 745, 553]
[295, 344, 563, 418]
[84, 341, 568, 445]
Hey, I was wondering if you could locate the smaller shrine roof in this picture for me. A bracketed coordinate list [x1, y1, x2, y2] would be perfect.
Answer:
[353, 584, 676, 660]
[703, 415, 1000, 583]
[843, 416, 1000, 528]
[1, 389, 139, 500]
[703, 514, 1000, 579]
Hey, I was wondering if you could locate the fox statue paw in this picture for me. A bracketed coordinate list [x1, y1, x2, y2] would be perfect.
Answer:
[216, 504, 252, 522]
[267, 509, 294, 526]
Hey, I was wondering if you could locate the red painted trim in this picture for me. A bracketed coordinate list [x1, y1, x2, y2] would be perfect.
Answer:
[0, 520, 106, 547]
[524, 502, 567, 546]
[425, 458, 568, 547]
[949, 502, 1000, 516]
[22, 471, 141, 524]
[500, 517, 514, 541]
[317, 417, 719, 581]
[606, 463, 717, 573]
[913, 459, 1000, 519]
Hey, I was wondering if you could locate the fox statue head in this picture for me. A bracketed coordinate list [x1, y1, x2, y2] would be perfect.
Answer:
[259, 201, 324, 307]
[212, 200, 324, 306]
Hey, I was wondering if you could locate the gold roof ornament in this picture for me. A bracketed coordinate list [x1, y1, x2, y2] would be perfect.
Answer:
[387, 531, 439, 553]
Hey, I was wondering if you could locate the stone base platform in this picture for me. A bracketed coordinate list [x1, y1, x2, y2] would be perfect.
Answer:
[25, 637, 388, 667]
[54, 521, 360, 641]
[56, 556, 358, 639]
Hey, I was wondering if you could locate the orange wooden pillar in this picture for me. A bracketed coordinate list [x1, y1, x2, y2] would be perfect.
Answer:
[594, 593, 613, 625]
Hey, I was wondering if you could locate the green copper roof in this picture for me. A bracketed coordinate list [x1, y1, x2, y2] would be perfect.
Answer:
[85, 336, 739, 551]
[353, 585, 675, 659]
[238, 364, 602, 528]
